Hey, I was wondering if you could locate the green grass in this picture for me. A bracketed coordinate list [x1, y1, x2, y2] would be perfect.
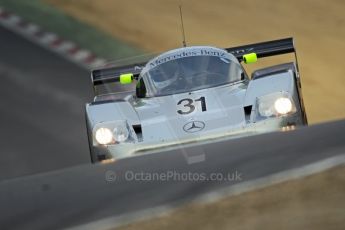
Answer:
[0, 0, 143, 60]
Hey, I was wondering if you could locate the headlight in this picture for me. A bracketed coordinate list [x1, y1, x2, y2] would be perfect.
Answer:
[113, 124, 129, 142]
[93, 120, 131, 146]
[257, 92, 296, 118]
[274, 97, 293, 115]
[95, 127, 114, 145]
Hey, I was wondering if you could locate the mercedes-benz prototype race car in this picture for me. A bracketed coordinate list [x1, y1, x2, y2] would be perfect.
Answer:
[85, 38, 307, 163]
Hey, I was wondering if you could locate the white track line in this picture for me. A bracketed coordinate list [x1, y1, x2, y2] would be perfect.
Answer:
[0, 7, 107, 69]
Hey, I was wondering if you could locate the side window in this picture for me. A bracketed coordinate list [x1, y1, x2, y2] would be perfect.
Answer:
[136, 78, 146, 98]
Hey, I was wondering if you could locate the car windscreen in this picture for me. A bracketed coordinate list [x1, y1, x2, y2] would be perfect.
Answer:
[142, 55, 243, 97]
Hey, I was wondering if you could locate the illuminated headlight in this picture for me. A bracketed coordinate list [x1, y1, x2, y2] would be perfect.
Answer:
[274, 97, 293, 115]
[93, 121, 131, 146]
[257, 92, 296, 117]
[95, 127, 114, 145]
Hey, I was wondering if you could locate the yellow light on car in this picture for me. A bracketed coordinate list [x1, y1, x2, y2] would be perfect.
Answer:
[120, 73, 133, 84]
[243, 52, 258, 64]
[95, 127, 113, 145]
[274, 97, 293, 115]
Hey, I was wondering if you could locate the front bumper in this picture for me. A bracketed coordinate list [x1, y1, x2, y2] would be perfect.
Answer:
[92, 113, 305, 162]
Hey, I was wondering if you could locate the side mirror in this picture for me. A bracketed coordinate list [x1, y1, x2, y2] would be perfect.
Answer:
[136, 78, 146, 98]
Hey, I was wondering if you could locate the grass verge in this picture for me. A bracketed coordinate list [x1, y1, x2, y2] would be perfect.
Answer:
[116, 165, 345, 230]
[0, 0, 143, 60]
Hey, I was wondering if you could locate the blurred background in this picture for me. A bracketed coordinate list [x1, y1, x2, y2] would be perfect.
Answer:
[2, 0, 345, 125]
[44, 0, 345, 123]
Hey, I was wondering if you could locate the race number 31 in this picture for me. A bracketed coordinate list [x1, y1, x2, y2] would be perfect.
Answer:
[177, 97, 207, 115]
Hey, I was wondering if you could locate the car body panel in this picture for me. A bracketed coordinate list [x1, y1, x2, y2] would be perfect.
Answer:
[85, 38, 307, 162]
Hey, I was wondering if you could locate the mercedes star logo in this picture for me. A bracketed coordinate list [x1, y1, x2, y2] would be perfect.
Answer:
[183, 121, 205, 133]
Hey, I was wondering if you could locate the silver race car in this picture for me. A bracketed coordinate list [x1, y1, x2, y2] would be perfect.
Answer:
[85, 38, 307, 163]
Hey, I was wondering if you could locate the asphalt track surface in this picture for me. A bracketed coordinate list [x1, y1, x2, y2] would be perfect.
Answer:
[0, 26, 91, 180]
[0, 119, 345, 230]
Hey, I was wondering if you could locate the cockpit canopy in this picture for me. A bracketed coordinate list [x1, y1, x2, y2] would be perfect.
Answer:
[138, 46, 244, 97]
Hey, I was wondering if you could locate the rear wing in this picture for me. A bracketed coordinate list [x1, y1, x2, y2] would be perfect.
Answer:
[92, 62, 146, 86]
[91, 37, 298, 87]
[226, 37, 295, 61]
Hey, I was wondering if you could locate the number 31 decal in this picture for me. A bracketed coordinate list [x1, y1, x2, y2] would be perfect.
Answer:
[177, 96, 207, 115]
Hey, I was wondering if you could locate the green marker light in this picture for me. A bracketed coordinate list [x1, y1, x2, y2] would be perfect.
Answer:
[243, 53, 258, 64]
[120, 73, 133, 84]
